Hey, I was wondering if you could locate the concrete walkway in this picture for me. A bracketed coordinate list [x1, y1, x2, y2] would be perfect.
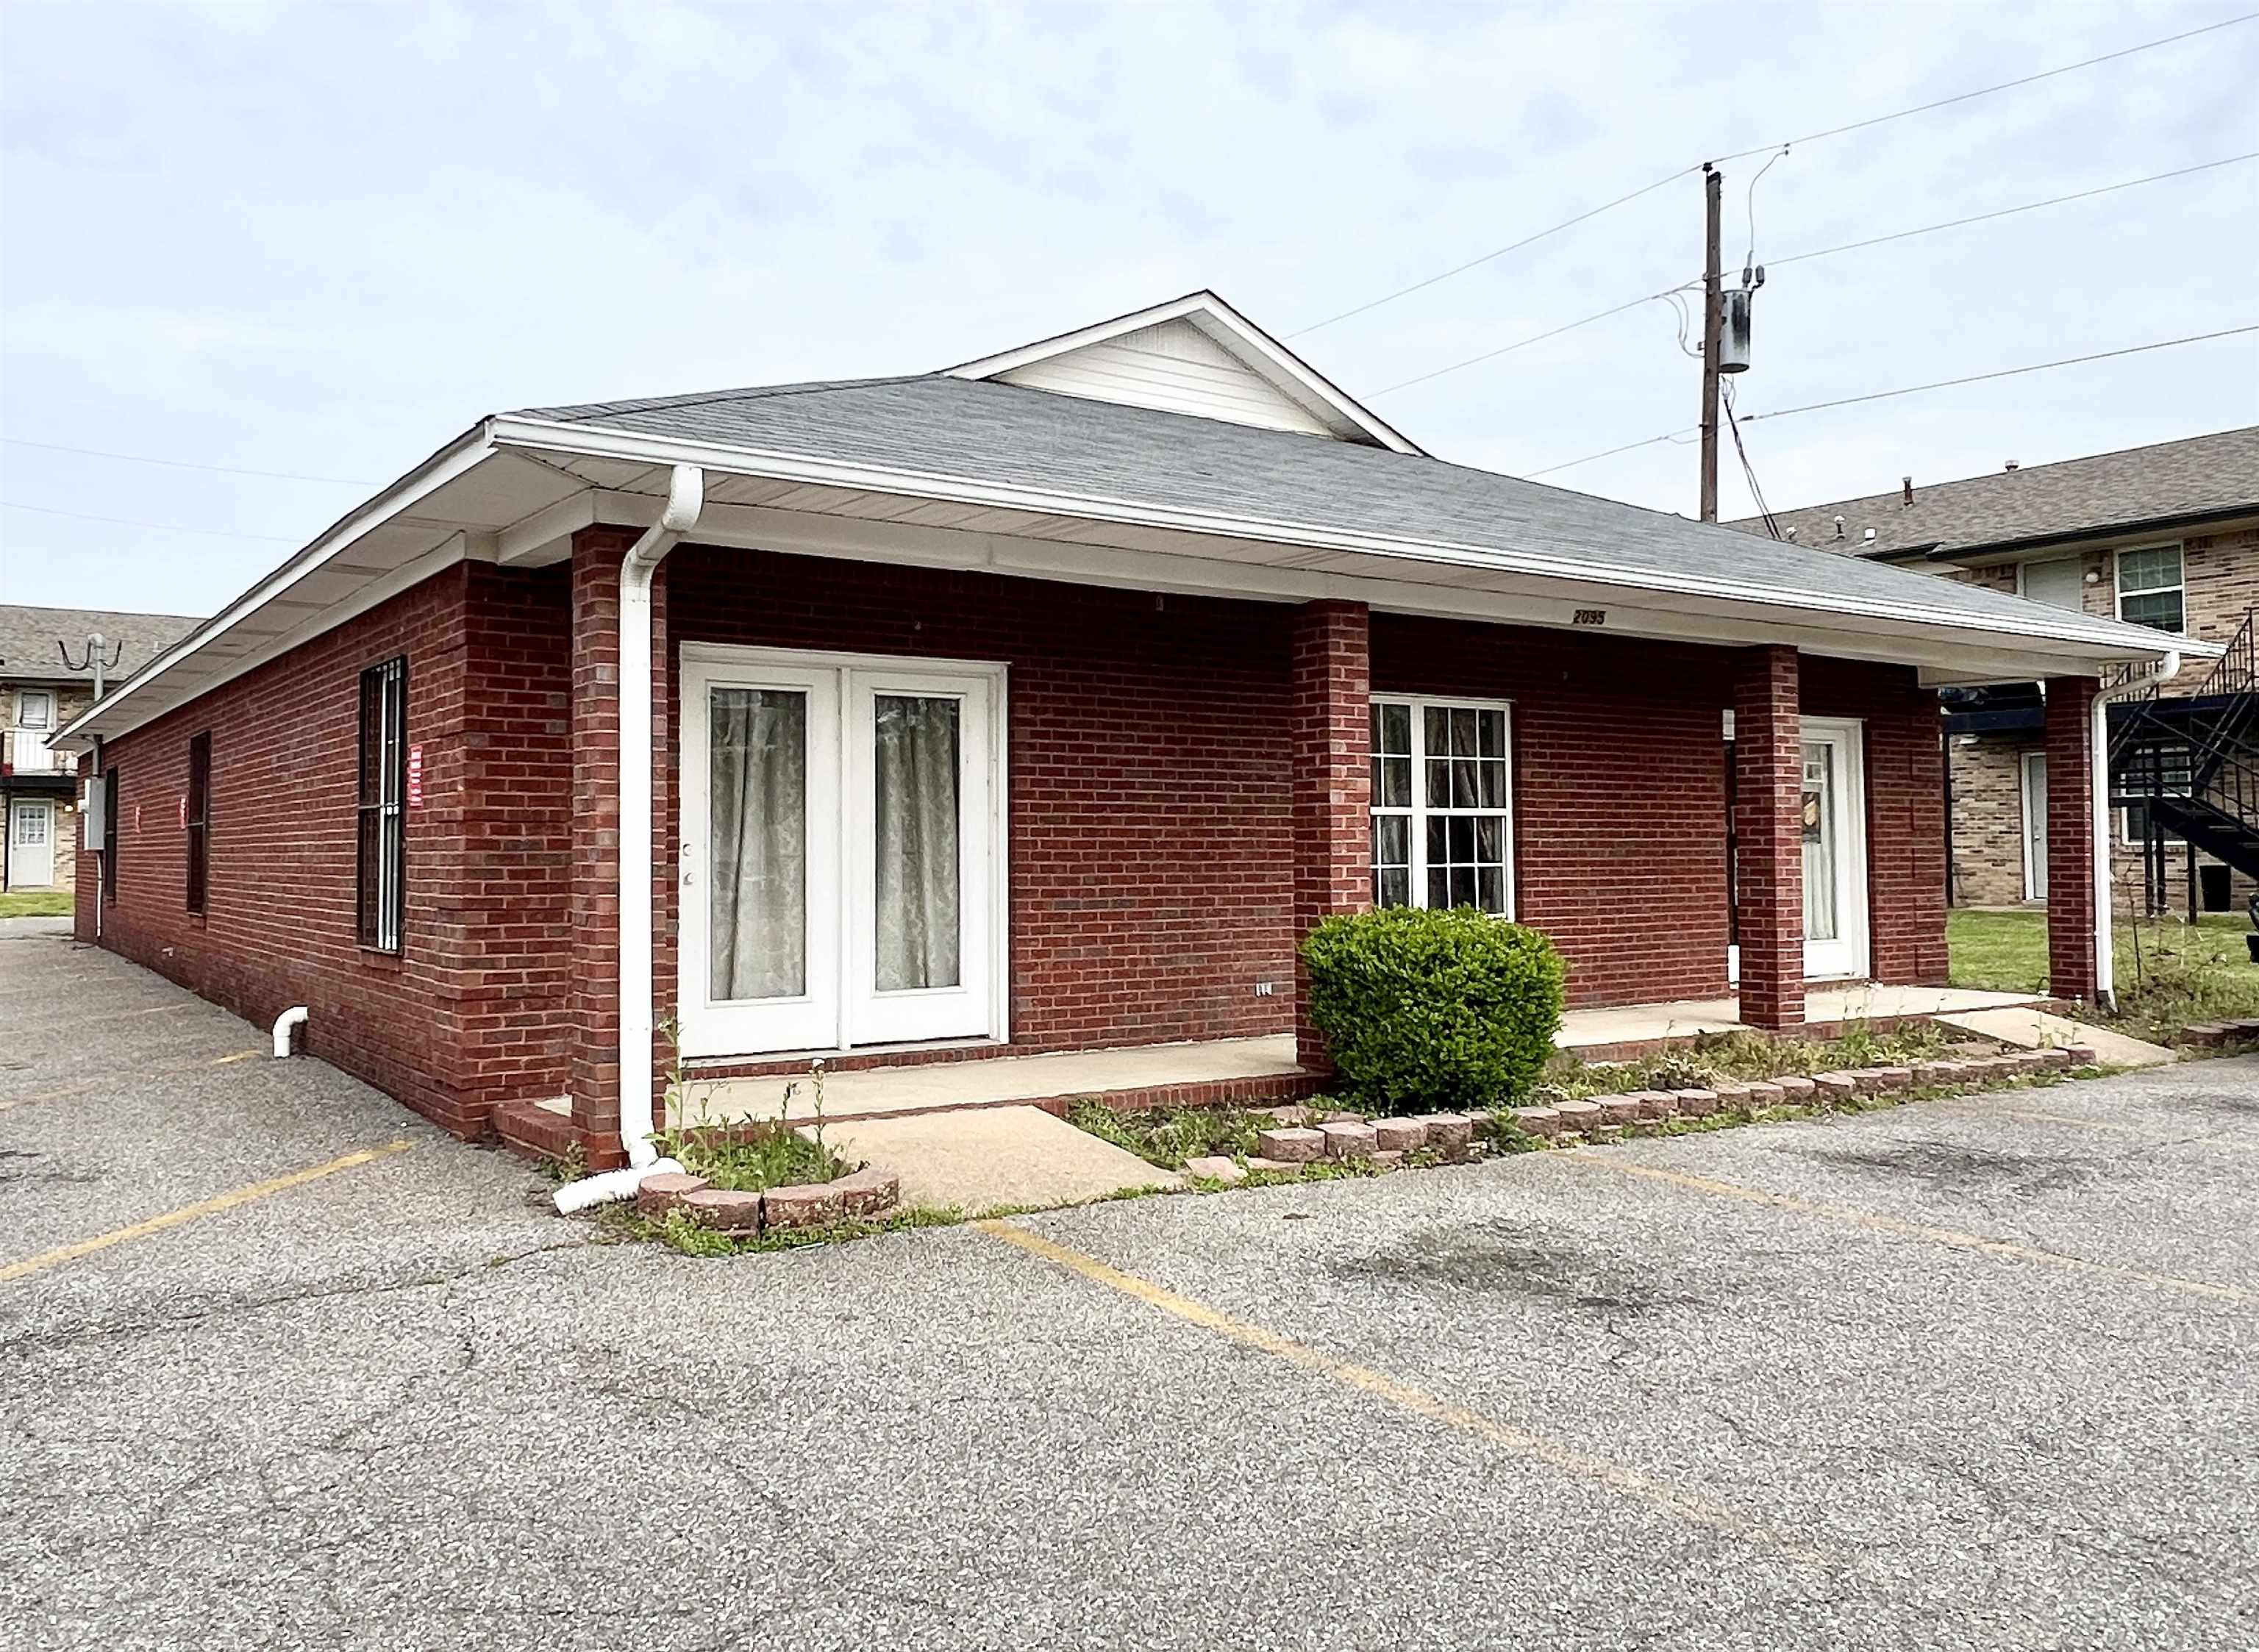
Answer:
[1939, 1005, 2176, 1068]
[818, 1105, 1181, 1215]
[682, 1034, 1302, 1126]
[1557, 983, 2042, 1049]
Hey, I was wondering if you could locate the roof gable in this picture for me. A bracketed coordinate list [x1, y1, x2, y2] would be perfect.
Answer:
[943, 290, 1424, 455]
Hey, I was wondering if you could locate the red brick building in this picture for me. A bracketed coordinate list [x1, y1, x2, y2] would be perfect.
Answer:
[54, 294, 2190, 1169]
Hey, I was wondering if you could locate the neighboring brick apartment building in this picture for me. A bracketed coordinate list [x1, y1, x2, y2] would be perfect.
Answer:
[1736, 428, 2259, 911]
[50, 293, 2183, 1168]
[1, 606, 198, 898]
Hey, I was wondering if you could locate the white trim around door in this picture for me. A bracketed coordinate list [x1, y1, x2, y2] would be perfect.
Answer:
[677, 643, 1009, 1060]
[1799, 717, 1870, 980]
[7, 797, 56, 889]
[2020, 749, 2049, 903]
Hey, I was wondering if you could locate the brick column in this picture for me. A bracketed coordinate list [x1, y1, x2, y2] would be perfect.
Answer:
[1290, 600, 1371, 1072]
[1732, 645, 1803, 1031]
[568, 527, 635, 1168]
[2044, 675, 2101, 1003]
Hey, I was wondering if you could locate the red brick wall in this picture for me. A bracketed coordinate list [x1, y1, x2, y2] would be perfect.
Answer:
[1288, 601, 1373, 1068]
[1373, 618, 1947, 1007]
[2044, 675, 2100, 1001]
[1732, 645, 1804, 1029]
[657, 546, 1301, 1056]
[79, 562, 575, 1140]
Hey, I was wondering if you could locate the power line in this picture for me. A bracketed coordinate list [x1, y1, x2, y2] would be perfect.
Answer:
[1288, 170, 1694, 338]
[1712, 12, 2258, 165]
[1721, 379, 1781, 539]
[1521, 323, 2258, 479]
[1288, 12, 2256, 338]
[1769, 151, 2259, 269]
[1738, 325, 2259, 422]
[0, 436, 376, 486]
[1373, 279, 1700, 396]
[1524, 427, 1698, 479]
[1, 500, 299, 542]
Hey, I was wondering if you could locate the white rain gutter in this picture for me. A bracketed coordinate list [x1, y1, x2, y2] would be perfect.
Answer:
[552, 463, 704, 1214]
[2089, 651, 2180, 1010]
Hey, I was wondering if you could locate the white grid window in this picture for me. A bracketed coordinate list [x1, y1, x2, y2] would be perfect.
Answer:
[2116, 543, 2184, 634]
[1369, 698, 1514, 915]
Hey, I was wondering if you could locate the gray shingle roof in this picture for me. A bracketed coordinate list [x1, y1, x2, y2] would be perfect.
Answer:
[0, 605, 202, 685]
[1728, 426, 2259, 559]
[509, 374, 2179, 651]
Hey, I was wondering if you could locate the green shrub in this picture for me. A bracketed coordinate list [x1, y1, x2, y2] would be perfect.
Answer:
[1300, 907, 1566, 1113]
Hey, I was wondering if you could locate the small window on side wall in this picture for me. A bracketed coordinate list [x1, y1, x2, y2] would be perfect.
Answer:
[186, 733, 210, 914]
[2116, 543, 2184, 634]
[356, 658, 407, 952]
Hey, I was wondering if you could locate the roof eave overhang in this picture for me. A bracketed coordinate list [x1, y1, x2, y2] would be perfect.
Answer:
[51, 420, 502, 751]
[1927, 501, 2259, 563]
[490, 418, 2202, 687]
[58, 418, 2212, 749]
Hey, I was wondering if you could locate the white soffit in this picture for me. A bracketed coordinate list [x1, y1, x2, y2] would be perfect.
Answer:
[942, 290, 1424, 455]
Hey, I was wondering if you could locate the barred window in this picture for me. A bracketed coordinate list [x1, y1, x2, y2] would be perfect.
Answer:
[356, 658, 407, 951]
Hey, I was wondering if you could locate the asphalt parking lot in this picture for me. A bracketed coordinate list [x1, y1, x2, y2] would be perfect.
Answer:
[3, 928, 2255, 1651]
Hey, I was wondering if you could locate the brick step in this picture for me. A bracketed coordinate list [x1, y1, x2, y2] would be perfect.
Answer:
[492, 1099, 579, 1164]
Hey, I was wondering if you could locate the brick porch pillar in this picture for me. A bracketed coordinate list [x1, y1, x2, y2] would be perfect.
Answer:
[2044, 675, 2102, 1004]
[1732, 645, 1803, 1031]
[568, 526, 636, 1169]
[1290, 599, 1371, 1073]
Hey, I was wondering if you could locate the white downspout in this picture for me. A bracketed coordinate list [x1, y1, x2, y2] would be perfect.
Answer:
[552, 465, 704, 1214]
[272, 1005, 308, 1058]
[2091, 651, 2179, 1013]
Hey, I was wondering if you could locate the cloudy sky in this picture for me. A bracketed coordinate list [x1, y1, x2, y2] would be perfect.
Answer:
[2, 0, 2254, 618]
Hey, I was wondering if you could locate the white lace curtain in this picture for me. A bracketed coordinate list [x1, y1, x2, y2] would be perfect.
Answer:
[874, 694, 960, 991]
[710, 688, 807, 1000]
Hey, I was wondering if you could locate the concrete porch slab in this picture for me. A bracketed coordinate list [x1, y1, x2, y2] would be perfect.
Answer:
[679, 1033, 1304, 1129]
[816, 1105, 1181, 1215]
[1937, 1007, 2174, 1069]
[1557, 984, 2046, 1052]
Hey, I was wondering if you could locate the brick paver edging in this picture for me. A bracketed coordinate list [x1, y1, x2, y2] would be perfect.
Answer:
[633, 1165, 902, 1236]
[1171, 1045, 2103, 1182]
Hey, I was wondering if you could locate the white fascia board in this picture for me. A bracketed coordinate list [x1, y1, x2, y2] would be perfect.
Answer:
[573, 491, 2149, 682]
[51, 423, 498, 748]
[493, 418, 2205, 672]
[938, 290, 1424, 456]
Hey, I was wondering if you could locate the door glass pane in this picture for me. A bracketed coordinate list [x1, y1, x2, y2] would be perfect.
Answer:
[874, 694, 961, 992]
[709, 687, 807, 1001]
[1802, 741, 1838, 943]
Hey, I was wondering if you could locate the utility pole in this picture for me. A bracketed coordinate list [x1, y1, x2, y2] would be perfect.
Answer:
[1697, 162, 1724, 523]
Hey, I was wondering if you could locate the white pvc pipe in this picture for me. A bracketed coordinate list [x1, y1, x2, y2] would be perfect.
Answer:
[552, 465, 705, 1211]
[272, 1005, 308, 1058]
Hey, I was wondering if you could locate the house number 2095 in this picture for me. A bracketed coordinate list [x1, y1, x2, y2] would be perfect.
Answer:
[1571, 609, 1607, 626]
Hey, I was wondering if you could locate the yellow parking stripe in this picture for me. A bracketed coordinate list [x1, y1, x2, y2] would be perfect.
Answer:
[0, 1140, 415, 1283]
[976, 1218, 1825, 1562]
[0, 1047, 263, 1114]
[1571, 1154, 2255, 1305]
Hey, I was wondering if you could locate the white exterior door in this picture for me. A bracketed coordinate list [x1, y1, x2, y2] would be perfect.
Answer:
[9, 799, 55, 887]
[679, 645, 1005, 1059]
[1799, 719, 1869, 979]
[2021, 751, 2049, 902]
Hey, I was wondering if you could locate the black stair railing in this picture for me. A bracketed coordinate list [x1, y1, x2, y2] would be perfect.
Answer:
[2107, 606, 2259, 912]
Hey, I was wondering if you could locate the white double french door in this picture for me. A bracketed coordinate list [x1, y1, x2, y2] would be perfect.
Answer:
[679, 645, 1005, 1059]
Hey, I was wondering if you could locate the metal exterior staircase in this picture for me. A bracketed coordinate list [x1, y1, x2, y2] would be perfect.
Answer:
[2110, 606, 2259, 914]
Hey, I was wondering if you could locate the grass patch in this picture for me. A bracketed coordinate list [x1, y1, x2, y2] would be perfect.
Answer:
[1064, 1101, 1277, 1170]
[0, 890, 71, 918]
[1947, 907, 2259, 1045]
[596, 1199, 966, 1256]
[649, 1121, 846, 1192]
